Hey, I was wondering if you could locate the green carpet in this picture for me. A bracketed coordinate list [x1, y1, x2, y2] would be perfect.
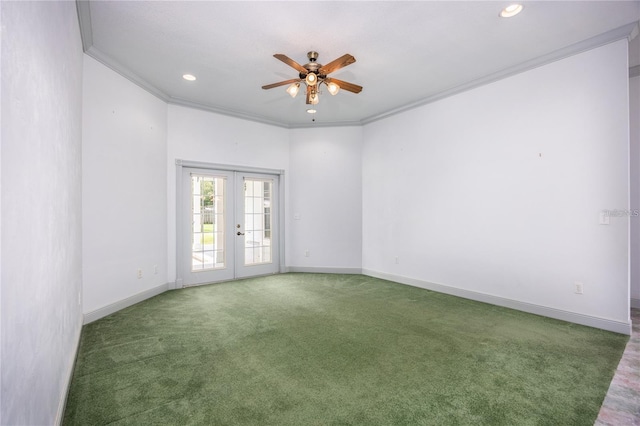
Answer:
[63, 273, 627, 425]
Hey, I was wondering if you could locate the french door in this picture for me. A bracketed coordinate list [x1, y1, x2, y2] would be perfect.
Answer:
[181, 167, 279, 286]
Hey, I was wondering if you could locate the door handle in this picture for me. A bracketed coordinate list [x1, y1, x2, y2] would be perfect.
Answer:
[237, 231, 245, 236]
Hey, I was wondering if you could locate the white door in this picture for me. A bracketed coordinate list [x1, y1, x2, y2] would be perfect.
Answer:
[235, 173, 279, 278]
[181, 168, 279, 286]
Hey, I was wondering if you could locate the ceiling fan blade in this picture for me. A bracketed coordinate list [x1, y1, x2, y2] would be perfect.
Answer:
[273, 54, 308, 74]
[326, 78, 363, 94]
[318, 54, 356, 75]
[261, 78, 301, 90]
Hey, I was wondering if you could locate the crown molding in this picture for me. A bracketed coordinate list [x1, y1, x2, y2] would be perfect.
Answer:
[84, 45, 363, 129]
[76, 0, 92, 49]
[361, 22, 639, 125]
[75, 1, 638, 129]
[77, 1, 170, 103]
[169, 97, 363, 129]
[169, 97, 290, 128]
[85, 47, 172, 102]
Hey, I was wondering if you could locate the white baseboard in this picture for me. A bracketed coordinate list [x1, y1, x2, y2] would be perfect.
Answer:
[287, 266, 363, 275]
[55, 313, 83, 425]
[362, 269, 632, 335]
[83, 283, 170, 324]
[81, 273, 633, 333]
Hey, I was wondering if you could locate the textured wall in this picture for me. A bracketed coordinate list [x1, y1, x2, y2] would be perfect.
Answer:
[289, 127, 363, 270]
[362, 40, 630, 327]
[1, 2, 84, 424]
[82, 56, 168, 314]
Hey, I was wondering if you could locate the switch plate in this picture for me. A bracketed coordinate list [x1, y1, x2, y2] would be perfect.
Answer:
[574, 282, 584, 294]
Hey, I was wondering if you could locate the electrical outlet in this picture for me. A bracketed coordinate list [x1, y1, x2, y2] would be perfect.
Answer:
[137, 269, 143, 279]
[395, 256, 399, 264]
[304, 250, 310, 257]
[574, 282, 584, 294]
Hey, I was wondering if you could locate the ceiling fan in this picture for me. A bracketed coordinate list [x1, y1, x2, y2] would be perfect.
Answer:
[262, 51, 362, 105]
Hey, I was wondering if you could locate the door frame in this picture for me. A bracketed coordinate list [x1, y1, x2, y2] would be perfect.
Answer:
[175, 159, 285, 288]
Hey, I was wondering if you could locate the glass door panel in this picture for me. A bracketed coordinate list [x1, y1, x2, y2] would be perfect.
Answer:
[181, 168, 279, 286]
[243, 179, 272, 266]
[191, 175, 226, 271]
[182, 168, 234, 285]
[236, 173, 279, 278]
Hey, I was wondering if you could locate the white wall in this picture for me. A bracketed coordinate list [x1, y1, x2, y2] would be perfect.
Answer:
[167, 105, 290, 282]
[363, 40, 630, 329]
[1, 2, 83, 424]
[289, 127, 363, 270]
[82, 56, 168, 314]
[631, 72, 639, 308]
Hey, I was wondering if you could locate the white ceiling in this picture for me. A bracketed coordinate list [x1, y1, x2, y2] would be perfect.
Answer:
[79, 1, 640, 128]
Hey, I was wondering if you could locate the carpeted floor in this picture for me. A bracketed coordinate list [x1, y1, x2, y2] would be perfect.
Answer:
[63, 273, 628, 425]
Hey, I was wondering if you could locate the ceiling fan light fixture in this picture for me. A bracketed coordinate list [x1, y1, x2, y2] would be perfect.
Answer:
[286, 82, 300, 98]
[326, 81, 340, 95]
[500, 4, 523, 18]
[305, 72, 318, 86]
[263, 52, 362, 109]
[306, 109, 316, 114]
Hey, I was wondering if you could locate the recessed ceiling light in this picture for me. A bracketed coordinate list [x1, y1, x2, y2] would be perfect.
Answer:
[500, 4, 523, 18]
[182, 74, 196, 81]
[306, 109, 317, 114]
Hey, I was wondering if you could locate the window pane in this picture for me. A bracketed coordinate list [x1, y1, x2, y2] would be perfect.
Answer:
[242, 178, 273, 266]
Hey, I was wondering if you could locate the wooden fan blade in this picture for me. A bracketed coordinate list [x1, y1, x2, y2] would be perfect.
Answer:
[318, 54, 356, 75]
[261, 79, 301, 90]
[273, 54, 308, 74]
[326, 78, 363, 94]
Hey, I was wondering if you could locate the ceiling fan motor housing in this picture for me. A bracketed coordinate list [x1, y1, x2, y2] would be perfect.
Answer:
[301, 51, 322, 80]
